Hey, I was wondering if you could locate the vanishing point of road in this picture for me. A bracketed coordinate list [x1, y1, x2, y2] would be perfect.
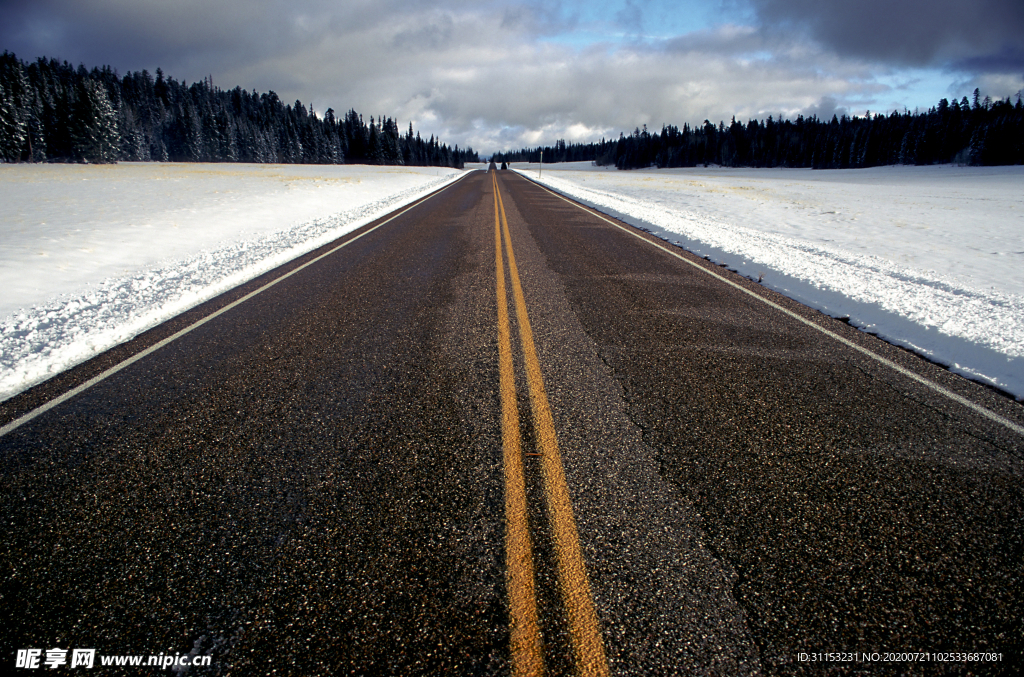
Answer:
[2, 169, 1022, 675]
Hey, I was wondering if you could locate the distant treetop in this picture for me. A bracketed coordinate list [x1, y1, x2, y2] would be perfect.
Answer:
[0, 51, 479, 167]
[493, 92, 1024, 169]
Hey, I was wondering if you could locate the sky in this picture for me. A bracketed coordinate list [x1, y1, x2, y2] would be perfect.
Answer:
[1, 0, 1022, 154]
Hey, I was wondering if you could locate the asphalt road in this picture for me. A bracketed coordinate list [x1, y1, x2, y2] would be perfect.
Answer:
[1, 169, 1022, 675]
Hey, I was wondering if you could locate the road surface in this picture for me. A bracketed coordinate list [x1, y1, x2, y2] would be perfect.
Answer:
[2, 169, 1022, 675]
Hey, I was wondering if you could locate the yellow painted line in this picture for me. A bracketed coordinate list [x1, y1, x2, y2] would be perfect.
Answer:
[494, 172, 546, 677]
[494, 172, 611, 677]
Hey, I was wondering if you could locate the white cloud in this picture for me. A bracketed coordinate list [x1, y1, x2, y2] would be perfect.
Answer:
[2, 0, 1019, 154]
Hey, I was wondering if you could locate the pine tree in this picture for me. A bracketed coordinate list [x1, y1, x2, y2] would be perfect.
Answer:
[0, 53, 29, 161]
[0, 81, 27, 162]
[367, 117, 383, 164]
[71, 78, 119, 163]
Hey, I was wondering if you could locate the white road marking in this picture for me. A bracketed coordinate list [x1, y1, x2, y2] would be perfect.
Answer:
[0, 174, 471, 439]
[527, 178, 1024, 439]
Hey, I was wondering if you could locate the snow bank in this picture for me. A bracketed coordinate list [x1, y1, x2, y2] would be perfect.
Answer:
[514, 163, 1024, 399]
[0, 163, 462, 402]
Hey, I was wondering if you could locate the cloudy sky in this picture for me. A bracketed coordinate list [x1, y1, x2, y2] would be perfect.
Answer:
[2, 0, 1022, 153]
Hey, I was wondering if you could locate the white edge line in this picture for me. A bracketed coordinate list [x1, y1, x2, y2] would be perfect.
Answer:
[524, 175, 1024, 439]
[0, 173, 471, 439]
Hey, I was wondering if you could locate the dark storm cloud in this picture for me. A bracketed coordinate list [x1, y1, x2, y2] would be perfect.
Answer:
[748, 0, 1024, 69]
[1, 0, 280, 75]
[0, 0, 438, 76]
[952, 46, 1024, 75]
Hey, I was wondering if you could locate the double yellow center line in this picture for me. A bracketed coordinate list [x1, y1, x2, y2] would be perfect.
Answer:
[492, 171, 611, 677]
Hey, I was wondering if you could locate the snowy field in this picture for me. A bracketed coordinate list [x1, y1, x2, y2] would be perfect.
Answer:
[2, 161, 1022, 404]
[0, 162, 462, 402]
[514, 162, 1024, 399]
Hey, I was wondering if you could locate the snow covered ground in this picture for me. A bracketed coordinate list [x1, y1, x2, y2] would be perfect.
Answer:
[513, 162, 1024, 400]
[3, 161, 1022, 404]
[0, 162, 462, 402]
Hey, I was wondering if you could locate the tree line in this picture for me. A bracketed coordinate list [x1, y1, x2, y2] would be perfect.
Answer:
[493, 91, 1024, 169]
[0, 51, 478, 167]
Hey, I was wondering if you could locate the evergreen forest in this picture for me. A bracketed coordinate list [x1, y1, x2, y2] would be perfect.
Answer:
[0, 52, 478, 167]
[493, 91, 1024, 169]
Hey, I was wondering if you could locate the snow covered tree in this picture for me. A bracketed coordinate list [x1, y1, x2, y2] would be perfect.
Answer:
[0, 50, 474, 168]
[71, 78, 119, 163]
[0, 53, 29, 161]
[0, 81, 26, 162]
